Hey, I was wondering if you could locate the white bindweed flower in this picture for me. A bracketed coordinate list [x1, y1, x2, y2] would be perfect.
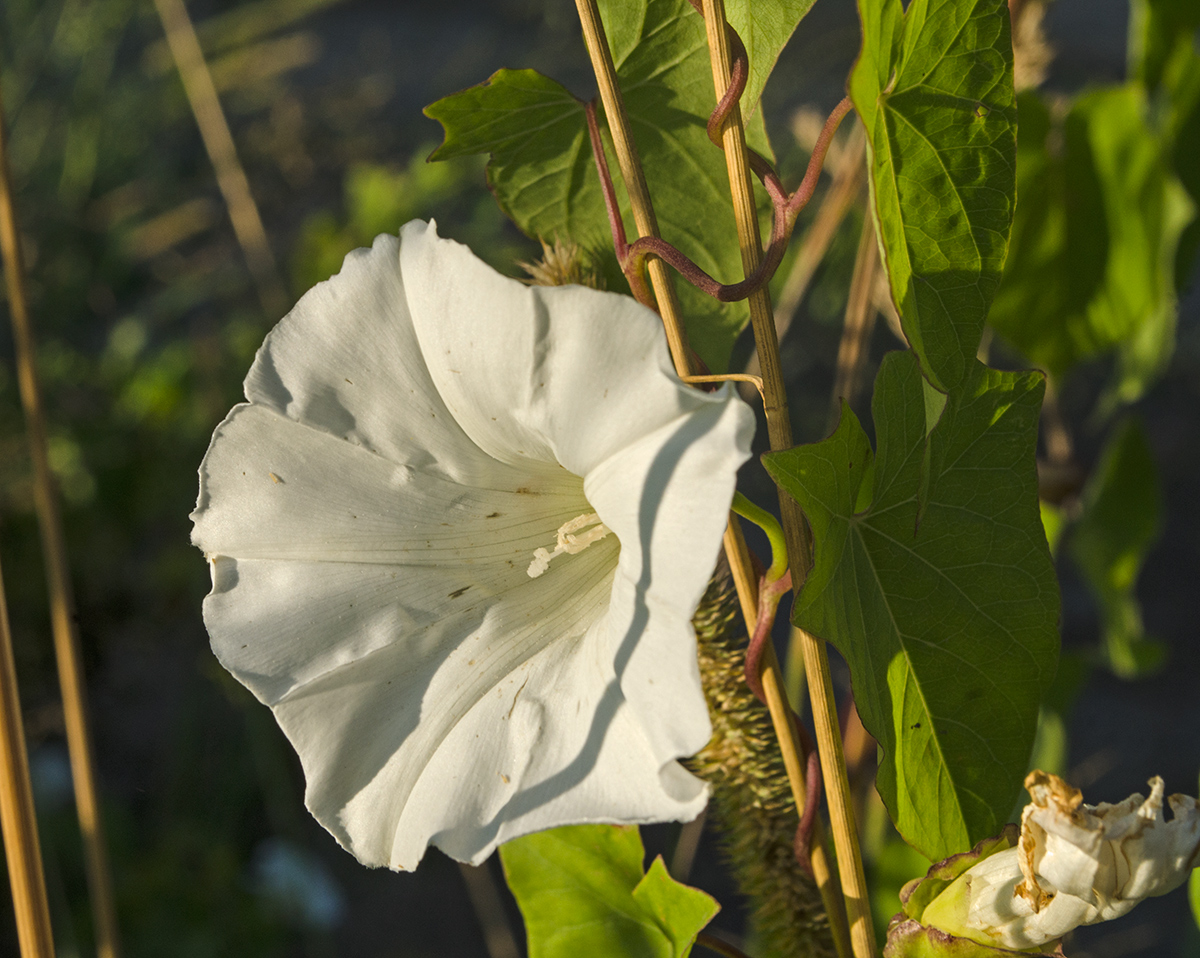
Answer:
[191, 221, 754, 871]
[908, 771, 1200, 953]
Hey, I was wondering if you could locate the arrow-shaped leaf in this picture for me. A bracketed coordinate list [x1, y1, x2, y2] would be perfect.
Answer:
[764, 351, 1059, 861]
[850, 0, 1017, 391]
[426, 0, 813, 372]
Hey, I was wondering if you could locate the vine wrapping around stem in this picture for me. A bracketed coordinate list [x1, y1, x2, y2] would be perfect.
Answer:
[584, 76, 852, 305]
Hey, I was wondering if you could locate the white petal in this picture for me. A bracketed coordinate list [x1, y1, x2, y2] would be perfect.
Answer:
[240, 233, 488, 485]
[194, 404, 581, 563]
[194, 221, 754, 870]
[585, 396, 754, 765]
[399, 220, 741, 476]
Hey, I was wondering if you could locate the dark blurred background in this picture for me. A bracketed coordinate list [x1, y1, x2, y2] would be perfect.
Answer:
[0, 0, 1196, 956]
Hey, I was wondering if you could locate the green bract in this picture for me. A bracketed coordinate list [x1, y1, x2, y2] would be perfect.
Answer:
[763, 351, 1059, 861]
[500, 824, 719, 958]
[425, 0, 814, 372]
[850, 0, 1017, 391]
[883, 826, 1057, 957]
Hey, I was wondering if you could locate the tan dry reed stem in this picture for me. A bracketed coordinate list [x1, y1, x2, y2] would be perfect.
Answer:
[151, 0, 289, 319]
[0, 552, 55, 958]
[0, 79, 122, 958]
[571, 6, 855, 950]
[573, 0, 693, 378]
[697, 1, 877, 955]
[827, 217, 880, 432]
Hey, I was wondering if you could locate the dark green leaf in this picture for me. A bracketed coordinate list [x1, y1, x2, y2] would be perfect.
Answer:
[425, 0, 814, 372]
[500, 824, 719, 958]
[1069, 417, 1165, 677]
[850, 0, 1017, 391]
[988, 86, 1194, 407]
[763, 352, 1059, 861]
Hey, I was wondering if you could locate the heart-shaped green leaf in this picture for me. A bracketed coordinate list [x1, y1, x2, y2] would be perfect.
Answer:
[764, 351, 1059, 861]
[426, 0, 814, 371]
[851, 0, 1017, 391]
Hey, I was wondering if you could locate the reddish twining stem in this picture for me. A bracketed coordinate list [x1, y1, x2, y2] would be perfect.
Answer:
[585, 66, 852, 304]
[742, 569, 792, 703]
[584, 100, 656, 308]
[794, 750, 824, 880]
[740, 561, 827, 880]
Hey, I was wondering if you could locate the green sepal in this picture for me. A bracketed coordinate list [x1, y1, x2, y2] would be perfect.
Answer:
[900, 825, 1019, 921]
[499, 824, 719, 958]
[884, 826, 1061, 957]
[883, 918, 1060, 958]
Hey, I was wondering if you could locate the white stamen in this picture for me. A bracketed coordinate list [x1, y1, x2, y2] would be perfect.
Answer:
[526, 512, 612, 578]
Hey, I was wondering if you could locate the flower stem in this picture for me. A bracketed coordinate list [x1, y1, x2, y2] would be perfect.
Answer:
[731, 492, 787, 583]
[0, 75, 123, 958]
[696, 2, 877, 955]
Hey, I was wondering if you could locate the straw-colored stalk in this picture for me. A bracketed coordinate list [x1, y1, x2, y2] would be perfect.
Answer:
[0, 77, 122, 958]
[696, 1, 877, 954]
[0, 553, 55, 958]
[151, 0, 289, 318]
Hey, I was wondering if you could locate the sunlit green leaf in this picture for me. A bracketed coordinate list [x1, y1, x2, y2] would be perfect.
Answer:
[850, 0, 1017, 391]
[425, 0, 814, 371]
[763, 351, 1059, 861]
[500, 824, 718, 958]
[988, 86, 1194, 408]
[1069, 417, 1165, 677]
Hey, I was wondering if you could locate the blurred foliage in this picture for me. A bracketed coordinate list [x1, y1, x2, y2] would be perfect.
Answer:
[986, 0, 1200, 682]
[1068, 417, 1165, 677]
[290, 149, 528, 294]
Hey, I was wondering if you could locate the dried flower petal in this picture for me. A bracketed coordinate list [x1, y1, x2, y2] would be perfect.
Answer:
[904, 771, 1200, 951]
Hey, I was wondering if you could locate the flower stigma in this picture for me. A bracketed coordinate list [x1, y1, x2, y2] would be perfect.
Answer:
[527, 512, 613, 578]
